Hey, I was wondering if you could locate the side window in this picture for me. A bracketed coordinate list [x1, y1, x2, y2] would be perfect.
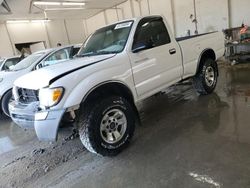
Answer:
[38, 48, 71, 69]
[132, 18, 171, 52]
[71, 47, 80, 57]
[3, 58, 20, 70]
[12, 58, 21, 66]
[3, 60, 13, 70]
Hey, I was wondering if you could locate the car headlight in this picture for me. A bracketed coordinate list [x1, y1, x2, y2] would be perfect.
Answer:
[0, 78, 3, 83]
[39, 87, 64, 107]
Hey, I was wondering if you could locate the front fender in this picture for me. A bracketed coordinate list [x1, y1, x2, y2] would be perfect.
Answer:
[62, 69, 136, 109]
[49, 53, 137, 110]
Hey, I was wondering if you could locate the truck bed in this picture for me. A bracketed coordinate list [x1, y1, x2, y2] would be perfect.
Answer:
[177, 31, 225, 79]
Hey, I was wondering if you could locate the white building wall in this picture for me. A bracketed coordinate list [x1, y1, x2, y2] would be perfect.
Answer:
[230, 0, 250, 27]
[65, 19, 86, 44]
[2, 0, 250, 57]
[173, 0, 195, 37]
[131, 0, 141, 17]
[105, 9, 119, 24]
[0, 19, 87, 56]
[196, 0, 229, 34]
[148, 0, 174, 34]
[46, 20, 69, 47]
[117, 0, 133, 19]
[85, 12, 106, 35]
[6, 22, 49, 45]
[0, 24, 14, 57]
[140, 0, 150, 16]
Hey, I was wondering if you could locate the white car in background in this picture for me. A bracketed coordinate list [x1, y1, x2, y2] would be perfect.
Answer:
[0, 44, 81, 117]
[0, 56, 22, 71]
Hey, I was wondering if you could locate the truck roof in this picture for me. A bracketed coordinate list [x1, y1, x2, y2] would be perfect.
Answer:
[95, 15, 163, 32]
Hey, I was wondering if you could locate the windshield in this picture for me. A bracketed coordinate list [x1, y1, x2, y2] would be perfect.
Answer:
[78, 21, 133, 57]
[2, 58, 21, 71]
[12, 53, 44, 71]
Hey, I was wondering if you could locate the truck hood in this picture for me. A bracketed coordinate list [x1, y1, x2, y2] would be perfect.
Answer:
[14, 54, 116, 90]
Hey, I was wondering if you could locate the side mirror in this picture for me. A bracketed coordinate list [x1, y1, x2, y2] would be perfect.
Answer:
[132, 40, 154, 53]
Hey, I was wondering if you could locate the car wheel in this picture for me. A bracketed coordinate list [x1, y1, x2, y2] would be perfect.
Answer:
[1, 90, 13, 117]
[77, 96, 136, 156]
[193, 58, 218, 95]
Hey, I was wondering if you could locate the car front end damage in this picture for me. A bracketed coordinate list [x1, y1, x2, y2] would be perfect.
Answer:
[9, 86, 65, 141]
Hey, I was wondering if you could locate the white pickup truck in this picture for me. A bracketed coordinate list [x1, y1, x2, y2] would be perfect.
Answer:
[9, 16, 224, 156]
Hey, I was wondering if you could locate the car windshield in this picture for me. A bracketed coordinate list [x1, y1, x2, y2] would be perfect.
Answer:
[2, 57, 21, 71]
[12, 53, 45, 71]
[77, 21, 133, 57]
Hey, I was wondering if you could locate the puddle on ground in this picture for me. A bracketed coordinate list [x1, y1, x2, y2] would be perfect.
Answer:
[0, 117, 35, 155]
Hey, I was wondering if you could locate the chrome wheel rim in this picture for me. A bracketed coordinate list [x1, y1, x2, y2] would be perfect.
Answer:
[205, 66, 215, 87]
[100, 109, 127, 144]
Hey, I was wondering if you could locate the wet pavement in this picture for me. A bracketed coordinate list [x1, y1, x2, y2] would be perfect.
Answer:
[0, 117, 36, 155]
[1, 61, 250, 188]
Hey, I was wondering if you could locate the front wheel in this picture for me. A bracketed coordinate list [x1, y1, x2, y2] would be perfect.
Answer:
[1, 90, 12, 117]
[77, 96, 136, 156]
[193, 59, 218, 95]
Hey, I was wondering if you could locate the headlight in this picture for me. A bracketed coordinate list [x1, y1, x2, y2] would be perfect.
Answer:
[39, 87, 64, 107]
[0, 78, 3, 83]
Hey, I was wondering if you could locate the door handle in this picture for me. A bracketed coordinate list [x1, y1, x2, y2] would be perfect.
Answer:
[169, 48, 176, 55]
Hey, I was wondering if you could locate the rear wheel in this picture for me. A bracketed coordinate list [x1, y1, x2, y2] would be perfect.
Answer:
[193, 59, 218, 95]
[77, 96, 136, 156]
[1, 90, 12, 117]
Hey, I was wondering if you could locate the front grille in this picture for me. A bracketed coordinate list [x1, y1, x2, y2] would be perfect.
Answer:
[17, 88, 39, 104]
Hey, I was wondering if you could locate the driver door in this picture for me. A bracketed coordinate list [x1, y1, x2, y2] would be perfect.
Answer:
[129, 17, 183, 99]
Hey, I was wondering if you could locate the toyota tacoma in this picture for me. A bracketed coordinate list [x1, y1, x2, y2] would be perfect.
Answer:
[9, 16, 225, 156]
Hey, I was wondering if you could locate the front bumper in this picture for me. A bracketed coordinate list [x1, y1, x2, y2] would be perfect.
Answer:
[9, 101, 65, 141]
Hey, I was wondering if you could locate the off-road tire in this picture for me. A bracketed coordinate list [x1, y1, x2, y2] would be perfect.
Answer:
[1, 90, 12, 117]
[77, 96, 136, 156]
[193, 58, 218, 95]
